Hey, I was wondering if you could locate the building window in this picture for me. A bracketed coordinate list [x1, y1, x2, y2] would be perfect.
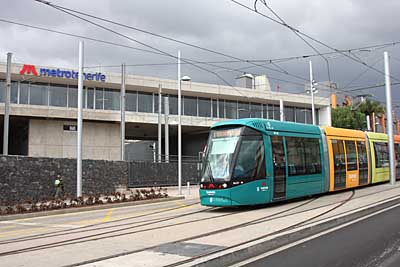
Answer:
[305, 109, 312, 124]
[285, 107, 295, 122]
[272, 105, 280, 120]
[286, 137, 321, 176]
[86, 87, 94, 109]
[95, 87, 104, 110]
[184, 96, 197, 116]
[30, 83, 48, 106]
[295, 108, 306, 123]
[126, 91, 137, 112]
[137, 92, 153, 113]
[238, 102, 250, 118]
[11, 82, 18, 104]
[198, 97, 211, 117]
[212, 99, 218, 118]
[263, 104, 269, 119]
[104, 89, 120, 110]
[225, 100, 237, 119]
[20, 82, 29, 104]
[250, 103, 262, 118]
[218, 99, 225, 118]
[49, 84, 68, 107]
[0, 80, 4, 103]
[169, 95, 178, 115]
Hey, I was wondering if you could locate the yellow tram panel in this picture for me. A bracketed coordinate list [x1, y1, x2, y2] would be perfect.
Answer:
[323, 127, 369, 191]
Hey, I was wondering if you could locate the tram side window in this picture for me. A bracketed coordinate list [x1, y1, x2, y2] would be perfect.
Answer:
[233, 136, 266, 180]
[374, 142, 389, 168]
[396, 144, 400, 178]
[286, 137, 321, 176]
[345, 141, 357, 171]
[357, 141, 368, 184]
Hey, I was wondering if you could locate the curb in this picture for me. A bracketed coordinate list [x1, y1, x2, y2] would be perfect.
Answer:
[186, 196, 400, 267]
[0, 196, 185, 221]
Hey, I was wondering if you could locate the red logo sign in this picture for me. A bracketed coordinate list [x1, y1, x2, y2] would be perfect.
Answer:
[20, 64, 38, 76]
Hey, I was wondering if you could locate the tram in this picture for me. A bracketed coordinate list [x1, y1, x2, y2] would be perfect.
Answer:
[199, 118, 397, 207]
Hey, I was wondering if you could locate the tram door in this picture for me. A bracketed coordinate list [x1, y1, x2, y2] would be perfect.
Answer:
[271, 136, 286, 200]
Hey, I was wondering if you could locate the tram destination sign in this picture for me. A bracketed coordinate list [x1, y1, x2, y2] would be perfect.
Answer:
[19, 64, 106, 82]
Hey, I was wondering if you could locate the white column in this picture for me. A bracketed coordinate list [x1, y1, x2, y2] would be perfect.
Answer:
[77, 41, 84, 197]
[164, 96, 169, 163]
[120, 63, 126, 161]
[3, 52, 11, 155]
[178, 50, 182, 195]
[384, 51, 396, 185]
[279, 99, 284, 121]
[158, 84, 162, 162]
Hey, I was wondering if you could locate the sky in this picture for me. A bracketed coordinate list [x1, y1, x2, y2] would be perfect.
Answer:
[1, 0, 400, 106]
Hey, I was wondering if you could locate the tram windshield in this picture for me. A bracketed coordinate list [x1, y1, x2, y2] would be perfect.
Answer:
[202, 127, 242, 181]
[202, 126, 266, 183]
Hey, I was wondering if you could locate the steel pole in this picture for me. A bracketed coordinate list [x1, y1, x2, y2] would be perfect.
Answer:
[309, 61, 315, 125]
[384, 52, 396, 185]
[3, 52, 11, 155]
[178, 51, 182, 195]
[120, 63, 126, 161]
[77, 41, 84, 197]
[164, 96, 169, 163]
[158, 84, 162, 162]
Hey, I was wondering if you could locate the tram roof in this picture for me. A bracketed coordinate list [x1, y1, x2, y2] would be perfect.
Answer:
[211, 119, 322, 135]
[366, 132, 388, 141]
[323, 127, 365, 139]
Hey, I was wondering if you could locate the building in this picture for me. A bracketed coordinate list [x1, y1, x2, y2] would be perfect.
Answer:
[0, 62, 331, 161]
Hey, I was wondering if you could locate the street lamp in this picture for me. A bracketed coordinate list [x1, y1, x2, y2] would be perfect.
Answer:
[178, 50, 192, 195]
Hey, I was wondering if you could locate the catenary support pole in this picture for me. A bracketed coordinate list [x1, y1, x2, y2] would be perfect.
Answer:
[178, 50, 182, 195]
[120, 63, 126, 161]
[366, 115, 371, 131]
[158, 84, 162, 162]
[164, 95, 169, 163]
[384, 51, 396, 185]
[3, 52, 11, 155]
[309, 61, 316, 125]
[279, 99, 284, 121]
[77, 41, 84, 197]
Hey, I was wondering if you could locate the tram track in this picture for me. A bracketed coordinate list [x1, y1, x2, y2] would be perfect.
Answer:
[0, 200, 203, 244]
[65, 190, 359, 267]
[1, 185, 396, 266]
[0, 197, 319, 257]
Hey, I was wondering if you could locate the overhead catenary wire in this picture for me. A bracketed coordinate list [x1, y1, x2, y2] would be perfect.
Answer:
[229, 0, 400, 84]
[2, 16, 399, 82]
[33, 0, 310, 83]
[255, 0, 333, 88]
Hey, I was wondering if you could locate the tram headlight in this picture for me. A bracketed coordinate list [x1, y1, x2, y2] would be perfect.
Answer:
[222, 183, 227, 188]
[200, 184, 203, 189]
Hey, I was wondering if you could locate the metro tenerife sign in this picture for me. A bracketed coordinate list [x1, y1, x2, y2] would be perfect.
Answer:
[19, 64, 106, 82]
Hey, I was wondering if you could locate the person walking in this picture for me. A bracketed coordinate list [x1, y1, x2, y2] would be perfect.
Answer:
[54, 175, 64, 200]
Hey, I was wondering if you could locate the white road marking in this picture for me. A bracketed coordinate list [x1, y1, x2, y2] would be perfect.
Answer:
[0, 221, 80, 228]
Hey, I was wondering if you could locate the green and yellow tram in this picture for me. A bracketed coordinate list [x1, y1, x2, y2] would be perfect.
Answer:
[199, 118, 398, 207]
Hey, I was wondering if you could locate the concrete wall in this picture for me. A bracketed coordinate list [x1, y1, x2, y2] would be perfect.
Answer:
[0, 155, 127, 205]
[28, 119, 121, 160]
[0, 155, 200, 205]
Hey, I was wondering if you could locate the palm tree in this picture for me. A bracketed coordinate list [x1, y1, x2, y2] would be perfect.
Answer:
[356, 99, 385, 116]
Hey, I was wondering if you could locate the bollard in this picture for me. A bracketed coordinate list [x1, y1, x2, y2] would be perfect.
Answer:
[187, 182, 190, 195]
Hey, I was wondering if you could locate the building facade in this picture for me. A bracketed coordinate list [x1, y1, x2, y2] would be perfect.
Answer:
[0, 62, 331, 161]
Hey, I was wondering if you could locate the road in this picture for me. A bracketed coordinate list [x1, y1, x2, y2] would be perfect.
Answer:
[240, 204, 400, 267]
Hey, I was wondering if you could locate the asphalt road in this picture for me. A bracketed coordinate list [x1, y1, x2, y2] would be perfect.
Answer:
[243, 205, 400, 267]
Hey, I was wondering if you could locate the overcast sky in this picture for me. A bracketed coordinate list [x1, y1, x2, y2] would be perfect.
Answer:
[1, 0, 400, 105]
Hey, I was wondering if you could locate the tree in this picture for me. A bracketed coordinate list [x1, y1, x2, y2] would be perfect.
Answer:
[332, 106, 367, 130]
[356, 99, 385, 116]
